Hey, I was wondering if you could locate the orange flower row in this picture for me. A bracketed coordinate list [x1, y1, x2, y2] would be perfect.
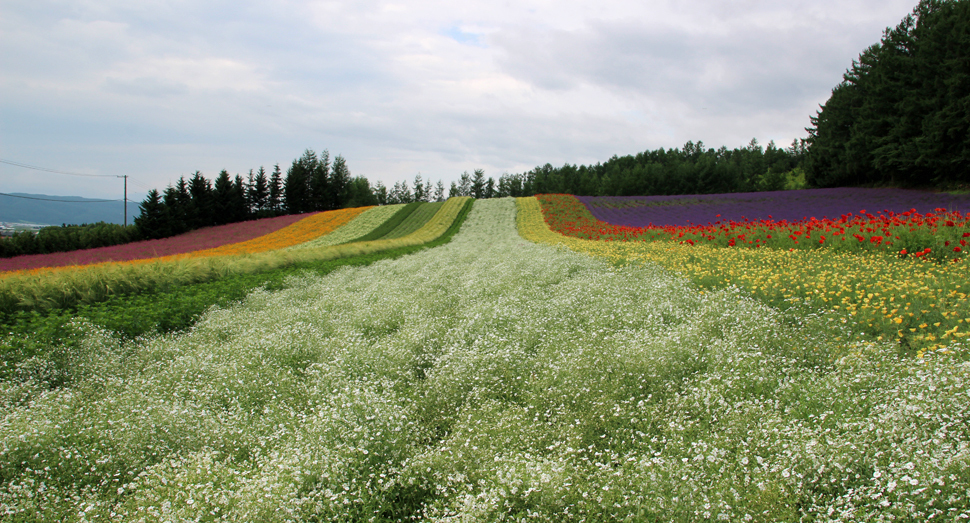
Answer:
[5, 207, 370, 278]
[176, 206, 371, 259]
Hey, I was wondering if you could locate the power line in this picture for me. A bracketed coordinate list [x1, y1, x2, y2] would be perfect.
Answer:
[0, 158, 120, 178]
[0, 192, 126, 203]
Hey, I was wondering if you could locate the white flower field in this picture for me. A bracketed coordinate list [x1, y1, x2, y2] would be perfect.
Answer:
[1, 198, 968, 521]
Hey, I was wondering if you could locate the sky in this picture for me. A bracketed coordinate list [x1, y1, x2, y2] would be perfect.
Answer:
[0, 0, 917, 201]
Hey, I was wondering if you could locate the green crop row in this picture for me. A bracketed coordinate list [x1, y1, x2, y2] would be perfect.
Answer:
[379, 201, 444, 240]
[343, 202, 422, 243]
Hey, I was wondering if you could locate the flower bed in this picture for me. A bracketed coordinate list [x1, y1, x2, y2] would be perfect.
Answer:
[0, 213, 310, 273]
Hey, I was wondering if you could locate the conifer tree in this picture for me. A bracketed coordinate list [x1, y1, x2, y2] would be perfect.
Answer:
[269, 164, 283, 214]
[134, 189, 166, 239]
[471, 169, 486, 199]
[330, 155, 350, 209]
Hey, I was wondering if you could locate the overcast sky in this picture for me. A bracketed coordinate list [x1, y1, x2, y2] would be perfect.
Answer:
[1, 0, 916, 200]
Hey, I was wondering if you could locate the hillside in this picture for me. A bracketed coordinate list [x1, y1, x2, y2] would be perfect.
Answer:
[0, 192, 141, 226]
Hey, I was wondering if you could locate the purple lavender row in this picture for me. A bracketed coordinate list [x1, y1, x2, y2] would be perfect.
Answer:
[576, 188, 970, 227]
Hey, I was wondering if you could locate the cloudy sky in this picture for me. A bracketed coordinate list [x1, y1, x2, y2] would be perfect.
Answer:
[1, 0, 916, 200]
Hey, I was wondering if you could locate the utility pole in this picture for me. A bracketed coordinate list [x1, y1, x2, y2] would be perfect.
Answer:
[122, 175, 128, 227]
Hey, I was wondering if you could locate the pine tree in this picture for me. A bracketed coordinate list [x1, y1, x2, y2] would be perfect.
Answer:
[249, 166, 269, 214]
[806, 0, 970, 187]
[413, 174, 426, 202]
[310, 150, 330, 211]
[134, 189, 166, 239]
[269, 164, 283, 214]
[458, 172, 472, 197]
[330, 155, 350, 209]
[434, 180, 445, 202]
[214, 170, 234, 225]
[471, 169, 486, 199]
[373, 181, 388, 205]
[286, 150, 316, 214]
[231, 174, 249, 222]
[188, 171, 214, 229]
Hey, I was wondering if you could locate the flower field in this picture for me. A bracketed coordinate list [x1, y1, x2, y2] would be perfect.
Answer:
[1, 198, 967, 521]
[0, 213, 311, 273]
[294, 205, 405, 249]
[544, 194, 970, 263]
[529, 195, 970, 356]
[580, 188, 970, 227]
[0, 200, 468, 316]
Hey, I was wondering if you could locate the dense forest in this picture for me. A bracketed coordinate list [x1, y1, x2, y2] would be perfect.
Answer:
[806, 0, 970, 187]
[3, 0, 966, 257]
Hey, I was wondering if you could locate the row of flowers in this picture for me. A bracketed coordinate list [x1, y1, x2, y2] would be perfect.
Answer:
[0, 207, 371, 278]
[0, 213, 310, 274]
[539, 194, 970, 263]
[521, 196, 970, 357]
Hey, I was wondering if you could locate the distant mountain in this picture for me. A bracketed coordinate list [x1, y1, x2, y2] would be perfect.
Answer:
[0, 193, 142, 226]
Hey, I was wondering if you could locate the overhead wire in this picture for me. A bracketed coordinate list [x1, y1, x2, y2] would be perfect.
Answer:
[0, 158, 120, 178]
[0, 192, 124, 203]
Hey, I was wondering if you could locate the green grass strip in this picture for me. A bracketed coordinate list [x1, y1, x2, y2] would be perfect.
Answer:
[342, 202, 422, 243]
[380, 201, 444, 240]
[293, 204, 405, 249]
[0, 198, 474, 386]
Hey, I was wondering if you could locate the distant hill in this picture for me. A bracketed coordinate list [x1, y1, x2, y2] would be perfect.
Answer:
[0, 193, 142, 226]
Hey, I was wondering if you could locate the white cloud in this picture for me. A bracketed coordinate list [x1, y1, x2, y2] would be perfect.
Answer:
[0, 0, 918, 198]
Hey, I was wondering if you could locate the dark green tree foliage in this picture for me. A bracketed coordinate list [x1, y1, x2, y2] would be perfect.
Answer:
[310, 150, 330, 212]
[248, 167, 270, 215]
[230, 175, 248, 223]
[471, 169, 486, 199]
[187, 171, 215, 229]
[269, 164, 284, 214]
[286, 149, 316, 214]
[483, 139, 806, 198]
[329, 154, 350, 209]
[0, 222, 141, 258]
[213, 170, 234, 226]
[806, 0, 970, 187]
[345, 176, 378, 208]
[133, 189, 166, 240]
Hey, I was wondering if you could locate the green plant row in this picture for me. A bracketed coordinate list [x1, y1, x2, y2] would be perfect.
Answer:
[379, 201, 444, 240]
[0, 198, 474, 388]
[342, 202, 422, 243]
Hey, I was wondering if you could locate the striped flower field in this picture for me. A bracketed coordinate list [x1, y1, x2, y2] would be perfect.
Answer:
[0, 195, 968, 521]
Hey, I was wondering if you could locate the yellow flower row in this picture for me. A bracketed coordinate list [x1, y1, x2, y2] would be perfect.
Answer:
[516, 197, 970, 357]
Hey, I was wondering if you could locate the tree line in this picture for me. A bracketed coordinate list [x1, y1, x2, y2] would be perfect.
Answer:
[805, 0, 969, 188]
[0, 222, 139, 258]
